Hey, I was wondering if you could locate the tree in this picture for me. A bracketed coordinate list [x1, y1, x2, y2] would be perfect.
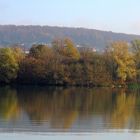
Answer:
[12, 47, 25, 63]
[105, 41, 136, 84]
[28, 44, 65, 85]
[131, 40, 140, 81]
[52, 38, 80, 60]
[0, 48, 21, 83]
[18, 57, 46, 84]
[29, 44, 54, 60]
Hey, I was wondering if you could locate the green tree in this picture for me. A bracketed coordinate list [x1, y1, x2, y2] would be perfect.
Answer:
[0, 48, 21, 83]
[131, 40, 140, 81]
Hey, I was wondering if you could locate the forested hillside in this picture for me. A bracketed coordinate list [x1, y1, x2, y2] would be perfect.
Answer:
[0, 25, 140, 50]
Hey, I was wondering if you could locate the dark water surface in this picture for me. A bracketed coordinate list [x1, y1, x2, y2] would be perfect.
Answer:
[0, 86, 140, 139]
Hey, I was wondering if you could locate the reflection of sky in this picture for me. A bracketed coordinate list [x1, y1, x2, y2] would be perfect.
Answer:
[0, 114, 109, 133]
[0, 133, 140, 140]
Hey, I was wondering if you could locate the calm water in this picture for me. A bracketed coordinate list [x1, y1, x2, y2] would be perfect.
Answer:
[0, 86, 140, 139]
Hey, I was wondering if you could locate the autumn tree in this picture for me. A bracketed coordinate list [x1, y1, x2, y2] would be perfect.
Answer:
[29, 44, 54, 60]
[12, 47, 25, 63]
[52, 38, 80, 60]
[105, 41, 136, 84]
[18, 57, 47, 84]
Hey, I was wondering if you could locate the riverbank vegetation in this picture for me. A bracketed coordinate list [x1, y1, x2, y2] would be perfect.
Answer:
[0, 38, 140, 87]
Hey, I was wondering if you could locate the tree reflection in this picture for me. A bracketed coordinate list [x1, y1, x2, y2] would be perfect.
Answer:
[110, 89, 136, 129]
[0, 87, 20, 121]
[0, 86, 140, 131]
[17, 87, 115, 130]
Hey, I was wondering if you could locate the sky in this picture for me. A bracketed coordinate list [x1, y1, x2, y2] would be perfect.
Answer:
[0, 0, 140, 34]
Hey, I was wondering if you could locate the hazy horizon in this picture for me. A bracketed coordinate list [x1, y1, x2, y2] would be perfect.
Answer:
[0, 0, 140, 35]
[0, 24, 140, 36]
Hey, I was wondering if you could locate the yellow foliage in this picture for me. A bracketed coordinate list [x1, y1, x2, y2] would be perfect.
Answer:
[108, 41, 136, 83]
[53, 38, 80, 60]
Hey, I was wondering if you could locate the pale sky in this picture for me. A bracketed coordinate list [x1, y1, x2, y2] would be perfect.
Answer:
[0, 0, 140, 34]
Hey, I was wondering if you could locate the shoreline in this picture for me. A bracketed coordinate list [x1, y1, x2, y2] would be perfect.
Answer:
[0, 82, 138, 89]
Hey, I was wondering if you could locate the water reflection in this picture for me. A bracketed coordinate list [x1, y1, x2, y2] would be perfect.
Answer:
[0, 87, 21, 121]
[0, 86, 140, 133]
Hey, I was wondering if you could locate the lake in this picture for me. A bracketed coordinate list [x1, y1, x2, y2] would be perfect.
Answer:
[0, 86, 140, 140]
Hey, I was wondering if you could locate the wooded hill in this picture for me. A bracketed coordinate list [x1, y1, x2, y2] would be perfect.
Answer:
[0, 25, 140, 50]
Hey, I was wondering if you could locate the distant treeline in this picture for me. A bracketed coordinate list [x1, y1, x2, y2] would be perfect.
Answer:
[0, 38, 140, 87]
